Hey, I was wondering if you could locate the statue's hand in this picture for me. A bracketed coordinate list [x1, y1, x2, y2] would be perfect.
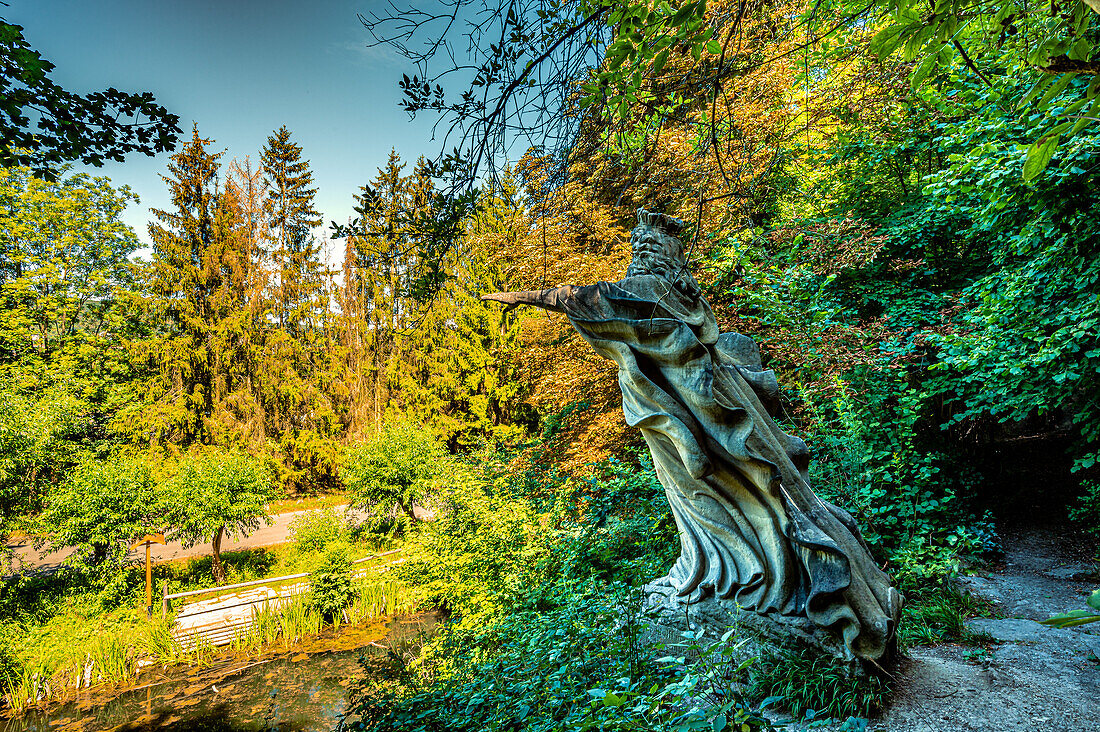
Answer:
[481, 292, 520, 312]
[479, 287, 570, 314]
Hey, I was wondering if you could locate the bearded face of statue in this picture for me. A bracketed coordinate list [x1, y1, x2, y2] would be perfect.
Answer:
[627, 224, 680, 280]
[626, 209, 701, 297]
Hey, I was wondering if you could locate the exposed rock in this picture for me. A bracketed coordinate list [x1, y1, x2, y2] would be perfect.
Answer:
[1042, 565, 1099, 582]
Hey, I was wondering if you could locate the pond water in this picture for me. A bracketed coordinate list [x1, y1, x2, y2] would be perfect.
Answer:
[3, 614, 437, 732]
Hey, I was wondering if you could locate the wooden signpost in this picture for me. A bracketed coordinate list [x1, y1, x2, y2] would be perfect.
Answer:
[131, 533, 166, 617]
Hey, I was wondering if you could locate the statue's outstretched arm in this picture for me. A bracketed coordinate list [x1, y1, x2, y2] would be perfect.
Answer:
[481, 285, 574, 313]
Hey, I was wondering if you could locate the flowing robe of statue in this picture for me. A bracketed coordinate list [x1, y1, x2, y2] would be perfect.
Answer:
[485, 212, 902, 662]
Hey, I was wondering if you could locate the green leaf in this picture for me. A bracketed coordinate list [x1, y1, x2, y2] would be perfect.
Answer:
[1071, 97, 1100, 134]
[1088, 589, 1100, 612]
[994, 2, 1018, 23]
[1022, 133, 1060, 182]
[869, 24, 908, 58]
[910, 53, 939, 90]
[706, 39, 721, 55]
[1037, 73, 1077, 108]
[653, 48, 669, 73]
[1019, 76, 1054, 111]
[901, 24, 934, 62]
[1068, 37, 1092, 62]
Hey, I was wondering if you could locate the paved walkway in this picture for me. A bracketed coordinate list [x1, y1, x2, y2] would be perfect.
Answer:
[7, 503, 432, 572]
[7, 506, 349, 571]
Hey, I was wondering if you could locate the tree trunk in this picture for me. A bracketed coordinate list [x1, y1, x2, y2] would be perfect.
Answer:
[211, 524, 227, 585]
[399, 501, 419, 523]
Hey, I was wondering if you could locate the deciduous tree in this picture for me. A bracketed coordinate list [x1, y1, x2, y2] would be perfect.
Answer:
[164, 449, 276, 585]
[0, 20, 180, 178]
[38, 455, 164, 574]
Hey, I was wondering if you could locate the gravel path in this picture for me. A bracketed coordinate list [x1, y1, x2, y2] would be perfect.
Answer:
[871, 525, 1100, 732]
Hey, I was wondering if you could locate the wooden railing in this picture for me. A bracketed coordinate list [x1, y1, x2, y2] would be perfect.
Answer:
[160, 548, 403, 618]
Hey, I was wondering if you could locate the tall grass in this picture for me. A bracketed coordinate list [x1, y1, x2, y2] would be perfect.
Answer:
[4, 628, 149, 711]
[138, 617, 182, 663]
[227, 597, 324, 652]
[347, 579, 416, 624]
[2, 611, 192, 712]
[4, 574, 416, 713]
[280, 595, 323, 646]
[5, 664, 52, 714]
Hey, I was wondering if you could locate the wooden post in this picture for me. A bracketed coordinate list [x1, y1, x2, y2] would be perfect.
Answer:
[145, 542, 152, 616]
[162, 580, 170, 620]
[130, 533, 166, 619]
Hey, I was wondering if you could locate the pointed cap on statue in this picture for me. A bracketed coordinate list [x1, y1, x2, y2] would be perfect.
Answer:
[636, 208, 686, 238]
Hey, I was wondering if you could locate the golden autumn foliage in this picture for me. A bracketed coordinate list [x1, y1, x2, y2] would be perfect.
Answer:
[115, 3, 935, 483]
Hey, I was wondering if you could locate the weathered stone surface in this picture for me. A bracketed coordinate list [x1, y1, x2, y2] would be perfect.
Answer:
[642, 580, 863, 671]
[967, 617, 1100, 657]
[484, 208, 902, 661]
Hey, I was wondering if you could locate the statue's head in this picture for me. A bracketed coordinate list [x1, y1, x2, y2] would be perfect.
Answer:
[627, 209, 700, 297]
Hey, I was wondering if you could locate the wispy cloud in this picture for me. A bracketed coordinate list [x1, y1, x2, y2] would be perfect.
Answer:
[329, 39, 405, 69]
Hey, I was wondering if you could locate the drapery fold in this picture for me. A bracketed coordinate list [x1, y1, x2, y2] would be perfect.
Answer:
[561, 276, 901, 661]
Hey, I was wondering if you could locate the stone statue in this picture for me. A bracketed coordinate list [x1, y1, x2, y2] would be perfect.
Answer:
[483, 209, 902, 662]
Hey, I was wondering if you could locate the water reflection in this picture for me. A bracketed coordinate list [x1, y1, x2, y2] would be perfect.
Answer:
[4, 614, 435, 732]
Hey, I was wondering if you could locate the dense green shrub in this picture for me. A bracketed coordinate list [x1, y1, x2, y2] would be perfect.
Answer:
[310, 543, 355, 620]
[1070, 481, 1100, 541]
[37, 455, 164, 576]
[345, 452, 831, 731]
[347, 583, 777, 732]
[342, 422, 448, 534]
[0, 382, 95, 540]
[397, 456, 552, 624]
[548, 451, 678, 588]
[288, 505, 347, 554]
[806, 375, 997, 592]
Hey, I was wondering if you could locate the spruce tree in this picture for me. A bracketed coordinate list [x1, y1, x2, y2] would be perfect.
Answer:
[136, 126, 259, 448]
[258, 127, 339, 492]
[142, 125, 224, 444]
[345, 150, 410, 431]
[338, 154, 529, 446]
[259, 126, 322, 334]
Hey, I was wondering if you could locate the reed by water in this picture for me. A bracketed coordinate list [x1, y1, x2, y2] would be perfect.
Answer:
[3, 577, 416, 714]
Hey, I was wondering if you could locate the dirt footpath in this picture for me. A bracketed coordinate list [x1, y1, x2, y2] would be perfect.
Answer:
[873, 526, 1100, 732]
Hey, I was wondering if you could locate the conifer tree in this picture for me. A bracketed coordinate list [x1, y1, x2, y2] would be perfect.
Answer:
[138, 125, 224, 445]
[259, 126, 323, 334]
[257, 127, 339, 492]
[339, 154, 530, 446]
[447, 175, 530, 445]
[343, 150, 412, 431]
[133, 126, 259, 448]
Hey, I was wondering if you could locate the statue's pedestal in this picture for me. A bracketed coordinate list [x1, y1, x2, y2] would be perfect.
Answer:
[642, 581, 863, 671]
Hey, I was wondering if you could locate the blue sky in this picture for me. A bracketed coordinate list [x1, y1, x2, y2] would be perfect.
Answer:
[8, 0, 438, 256]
